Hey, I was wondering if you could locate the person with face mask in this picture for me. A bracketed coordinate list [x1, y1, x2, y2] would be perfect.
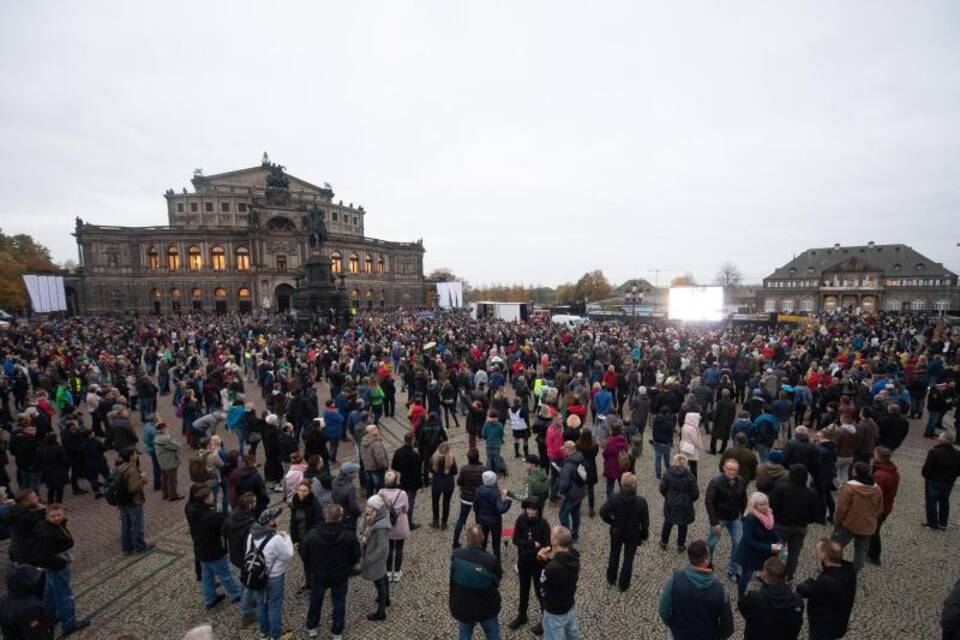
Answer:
[508, 496, 551, 633]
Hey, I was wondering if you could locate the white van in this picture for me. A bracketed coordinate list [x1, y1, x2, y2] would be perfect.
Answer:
[551, 314, 586, 328]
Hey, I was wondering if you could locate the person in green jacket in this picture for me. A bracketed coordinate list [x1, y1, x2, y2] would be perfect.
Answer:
[510, 454, 549, 504]
[369, 380, 386, 425]
[481, 411, 505, 475]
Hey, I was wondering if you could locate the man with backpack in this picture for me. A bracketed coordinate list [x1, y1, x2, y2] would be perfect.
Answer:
[242, 506, 294, 640]
[557, 441, 588, 544]
[114, 447, 152, 555]
[223, 493, 259, 625]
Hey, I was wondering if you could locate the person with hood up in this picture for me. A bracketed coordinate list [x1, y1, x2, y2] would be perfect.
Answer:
[358, 494, 392, 621]
[185, 485, 242, 609]
[221, 492, 258, 625]
[796, 538, 857, 640]
[301, 503, 362, 640]
[557, 441, 587, 544]
[0, 564, 52, 640]
[737, 557, 803, 640]
[658, 540, 734, 640]
[537, 525, 581, 640]
[679, 412, 704, 480]
[733, 492, 783, 598]
[472, 469, 512, 561]
[770, 463, 822, 581]
[832, 461, 883, 571]
[755, 449, 789, 497]
[660, 454, 699, 552]
[450, 524, 503, 640]
[867, 446, 899, 566]
[331, 462, 363, 532]
[508, 496, 550, 633]
[599, 472, 649, 592]
[247, 506, 295, 640]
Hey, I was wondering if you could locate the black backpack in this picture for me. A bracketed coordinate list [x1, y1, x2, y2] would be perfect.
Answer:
[103, 469, 130, 507]
[240, 533, 275, 591]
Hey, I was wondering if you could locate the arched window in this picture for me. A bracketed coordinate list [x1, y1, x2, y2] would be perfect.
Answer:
[214, 288, 227, 300]
[210, 246, 225, 271]
[167, 246, 181, 270]
[148, 247, 161, 270]
[935, 299, 949, 312]
[885, 298, 901, 311]
[800, 297, 815, 312]
[238, 287, 251, 298]
[912, 298, 926, 311]
[266, 217, 296, 232]
[187, 245, 202, 271]
[364, 255, 373, 274]
[780, 299, 794, 313]
[192, 287, 203, 300]
[377, 256, 385, 275]
[236, 247, 250, 271]
[764, 299, 776, 313]
[349, 254, 360, 274]
[331, 252, 342, 274]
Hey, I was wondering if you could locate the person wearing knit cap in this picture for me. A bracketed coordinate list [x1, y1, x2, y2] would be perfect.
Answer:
[358, 494, 392, 621]
[473, 470, 512, 561]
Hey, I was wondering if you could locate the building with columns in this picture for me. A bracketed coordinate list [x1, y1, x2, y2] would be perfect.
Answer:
[69, 157, 426, 314]
[758, 243, 958, 314]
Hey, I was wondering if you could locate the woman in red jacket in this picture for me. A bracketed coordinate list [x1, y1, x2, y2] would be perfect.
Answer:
[868, 446, 899, 565]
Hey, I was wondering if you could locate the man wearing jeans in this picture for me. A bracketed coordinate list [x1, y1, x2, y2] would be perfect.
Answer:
[921, 431, 960, 530]
[185, 486, 242, 608]
[832, 462, 883, 571]
[248, 506, 295, 640]
[705, 459, 746, 580]
[538, 525, 581, 640]
[557, 442, 587, 544]
[651, 408, 674, 479]
[449, 524, 503, 640]
[32, 504, 91, 636]
[301, 504, 361, 640]
[117, 447, 152, 554]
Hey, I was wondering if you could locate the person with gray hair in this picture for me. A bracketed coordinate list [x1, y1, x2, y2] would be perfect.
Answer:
[473, 470, 512, 560]
[921, 430, 960, 530]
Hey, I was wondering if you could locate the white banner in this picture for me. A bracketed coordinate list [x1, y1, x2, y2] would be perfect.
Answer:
[436, 281, 464, 309]
[23, 275, 67, 313]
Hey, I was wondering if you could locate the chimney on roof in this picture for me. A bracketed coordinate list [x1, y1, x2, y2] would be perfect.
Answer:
[834, 243, 841, 249]
[867, 241, 874, 246]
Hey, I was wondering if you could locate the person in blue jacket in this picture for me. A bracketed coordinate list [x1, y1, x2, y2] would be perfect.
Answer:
[658, 539, 734, 640]
[733, 492, 783, 598]
[473, 470, 512, 560]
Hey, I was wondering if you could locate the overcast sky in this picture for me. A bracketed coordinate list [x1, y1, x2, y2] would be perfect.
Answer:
[2, 1, 958, 288]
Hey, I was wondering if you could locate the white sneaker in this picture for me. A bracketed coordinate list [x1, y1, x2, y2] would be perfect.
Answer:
[386, 571, 393, 581]
[392, 570, 403, 583]
[306, 629, 318, 638]
[332, 636, 342, 640]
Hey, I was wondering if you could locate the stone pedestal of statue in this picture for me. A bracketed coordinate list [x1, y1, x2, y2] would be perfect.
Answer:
[291, 253, 348, 333]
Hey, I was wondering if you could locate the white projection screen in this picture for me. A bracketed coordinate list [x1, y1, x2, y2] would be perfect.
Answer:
[668, 286, 724, 321]
[22, 275, 67, 313]
[436, 281, 464, 309]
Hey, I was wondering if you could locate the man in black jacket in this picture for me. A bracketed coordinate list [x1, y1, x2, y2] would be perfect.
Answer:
[7, 490, 45, 565]
[538, 525, 581, 639]
[185, 486, 241, 609]
[796, 538, 856, 640]
[222, 492, 258, 624]
[301, 504, 362, 639]
[770, 464, 822, 581]
[31, 504, 91, 637]
[233, 455, 270, 517]
[599, 472, 649, 592]
[389, 431, 422, 529]
[781, 426, 820, 476]
[922, 431, 960, 530]
[705, 459, 747, 580]
[0, 565, 51, 640]
[508, 497, 550, 633]
[737, 557, 803, 640]
[450, 524, 502, 640]
[876, 403, 909, 451]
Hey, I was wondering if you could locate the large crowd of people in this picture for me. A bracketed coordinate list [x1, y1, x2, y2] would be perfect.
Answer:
[0, 309, 959, 639]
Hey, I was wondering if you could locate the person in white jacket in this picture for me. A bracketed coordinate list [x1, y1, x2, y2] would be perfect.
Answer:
[680, 412, 705, 480]
[247, 506, 295, 640]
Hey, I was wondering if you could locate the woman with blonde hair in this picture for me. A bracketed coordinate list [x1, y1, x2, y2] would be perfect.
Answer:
[733, 491, 782, 597]
[378, 470, 410, 583]
[659, 453, 699, 552]
[430, 442, 458, 529]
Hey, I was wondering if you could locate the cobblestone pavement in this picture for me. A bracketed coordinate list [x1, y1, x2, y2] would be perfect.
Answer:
[4, 383, 956, 640]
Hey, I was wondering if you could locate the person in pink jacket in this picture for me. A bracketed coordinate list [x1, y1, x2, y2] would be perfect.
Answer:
[545, 414, 565, 502]
[379, 470, 411, 583]
[680, 412, 705, 480]
[602, 421, 630, 498]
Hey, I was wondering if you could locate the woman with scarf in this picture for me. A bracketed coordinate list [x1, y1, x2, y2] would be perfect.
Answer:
[733, 491, 783, 598]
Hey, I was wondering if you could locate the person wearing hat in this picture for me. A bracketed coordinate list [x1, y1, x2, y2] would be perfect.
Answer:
[358, 495, 392, 621]
[473, 470, 512, 561]
[507, 495, 550, 633]
[246, 505, 294, 640]
[332, 462, 363, 531]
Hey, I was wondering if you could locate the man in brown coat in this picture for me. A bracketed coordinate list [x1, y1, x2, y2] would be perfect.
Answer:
[117, 447, 153, 554]
[360, 425, 390, 496]
[832, 461, 882, 570]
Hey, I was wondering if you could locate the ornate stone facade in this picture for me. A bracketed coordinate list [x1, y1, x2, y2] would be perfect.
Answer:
[71, 158, 426, 314]
[758, 243, 958, 313]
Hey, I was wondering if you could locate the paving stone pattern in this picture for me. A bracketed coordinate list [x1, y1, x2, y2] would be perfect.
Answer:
[4, 381, 955, 640]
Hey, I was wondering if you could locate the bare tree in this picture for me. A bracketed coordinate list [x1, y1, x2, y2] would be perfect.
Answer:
[714, 262, 743, 287]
